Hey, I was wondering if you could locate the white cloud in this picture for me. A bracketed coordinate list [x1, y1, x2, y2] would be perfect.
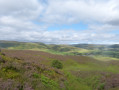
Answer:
[0, 0, 119, 44]
[40, 0, 119, 25]
[0, 0, 43, 19]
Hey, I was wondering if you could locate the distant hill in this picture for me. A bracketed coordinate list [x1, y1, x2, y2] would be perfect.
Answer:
[0, 40, 48, 49]
[0, 40, 87, 55]
[1, 40, 119, 51]
[109, 44, 119, 48]
[72, 44, 109, 50]
[0, 40, 119, 58]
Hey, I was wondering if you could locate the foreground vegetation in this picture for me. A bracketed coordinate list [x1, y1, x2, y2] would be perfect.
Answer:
[0, 49, 119, 90]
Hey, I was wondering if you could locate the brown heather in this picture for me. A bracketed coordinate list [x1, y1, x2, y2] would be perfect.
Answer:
[0, 49, 119, 90]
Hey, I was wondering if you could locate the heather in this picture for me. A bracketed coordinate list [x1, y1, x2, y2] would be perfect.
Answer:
[0, 49, 119, 90]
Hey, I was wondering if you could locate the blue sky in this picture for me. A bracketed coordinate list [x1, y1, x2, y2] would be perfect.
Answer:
[0, 0, 119, 44]
[47, 22, 88, 31]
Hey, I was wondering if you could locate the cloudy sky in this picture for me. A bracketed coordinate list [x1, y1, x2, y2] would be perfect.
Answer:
[0, 0, 119, 44]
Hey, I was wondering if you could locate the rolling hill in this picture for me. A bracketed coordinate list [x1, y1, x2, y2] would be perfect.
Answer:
[0, 40, 119, 59]
[0, 49, 119, 90]
[0, 41, 119, 90]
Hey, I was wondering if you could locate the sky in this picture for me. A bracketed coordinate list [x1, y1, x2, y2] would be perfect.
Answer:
[0, 0, 119, 44]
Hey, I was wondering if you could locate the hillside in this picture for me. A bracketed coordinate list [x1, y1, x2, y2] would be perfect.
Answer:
[0, 49, 119, 90]
[0, 40, 91, 55]
[72, 44, 108, 50]
[0, 50, 65, 90]
[72, 44, 119, 59]
[0, 40, 119, 59]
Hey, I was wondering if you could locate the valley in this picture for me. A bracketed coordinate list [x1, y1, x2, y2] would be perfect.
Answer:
[0, 41, 119, 90]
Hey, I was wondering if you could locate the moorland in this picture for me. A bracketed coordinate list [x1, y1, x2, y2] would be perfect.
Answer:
[0, 40, 119, 90]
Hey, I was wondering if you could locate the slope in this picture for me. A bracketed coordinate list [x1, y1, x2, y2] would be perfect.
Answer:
[0, 49, 119, 90]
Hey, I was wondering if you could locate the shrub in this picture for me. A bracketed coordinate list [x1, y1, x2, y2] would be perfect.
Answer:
[0, 56, 5, 63]
[41, 75, 58, 88]
[51, 60, 63, 69]
[32, 73, 40, 78]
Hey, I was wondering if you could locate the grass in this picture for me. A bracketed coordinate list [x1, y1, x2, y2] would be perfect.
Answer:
[92, 56, 119, 61]
[62, 58, 119, 73]
[0, 49, 119, 90]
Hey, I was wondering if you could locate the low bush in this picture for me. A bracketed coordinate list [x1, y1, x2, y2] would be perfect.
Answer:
[0, 57, 5, 63]
[41, 75, 58, 88]
[51, 60, 63, 69]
